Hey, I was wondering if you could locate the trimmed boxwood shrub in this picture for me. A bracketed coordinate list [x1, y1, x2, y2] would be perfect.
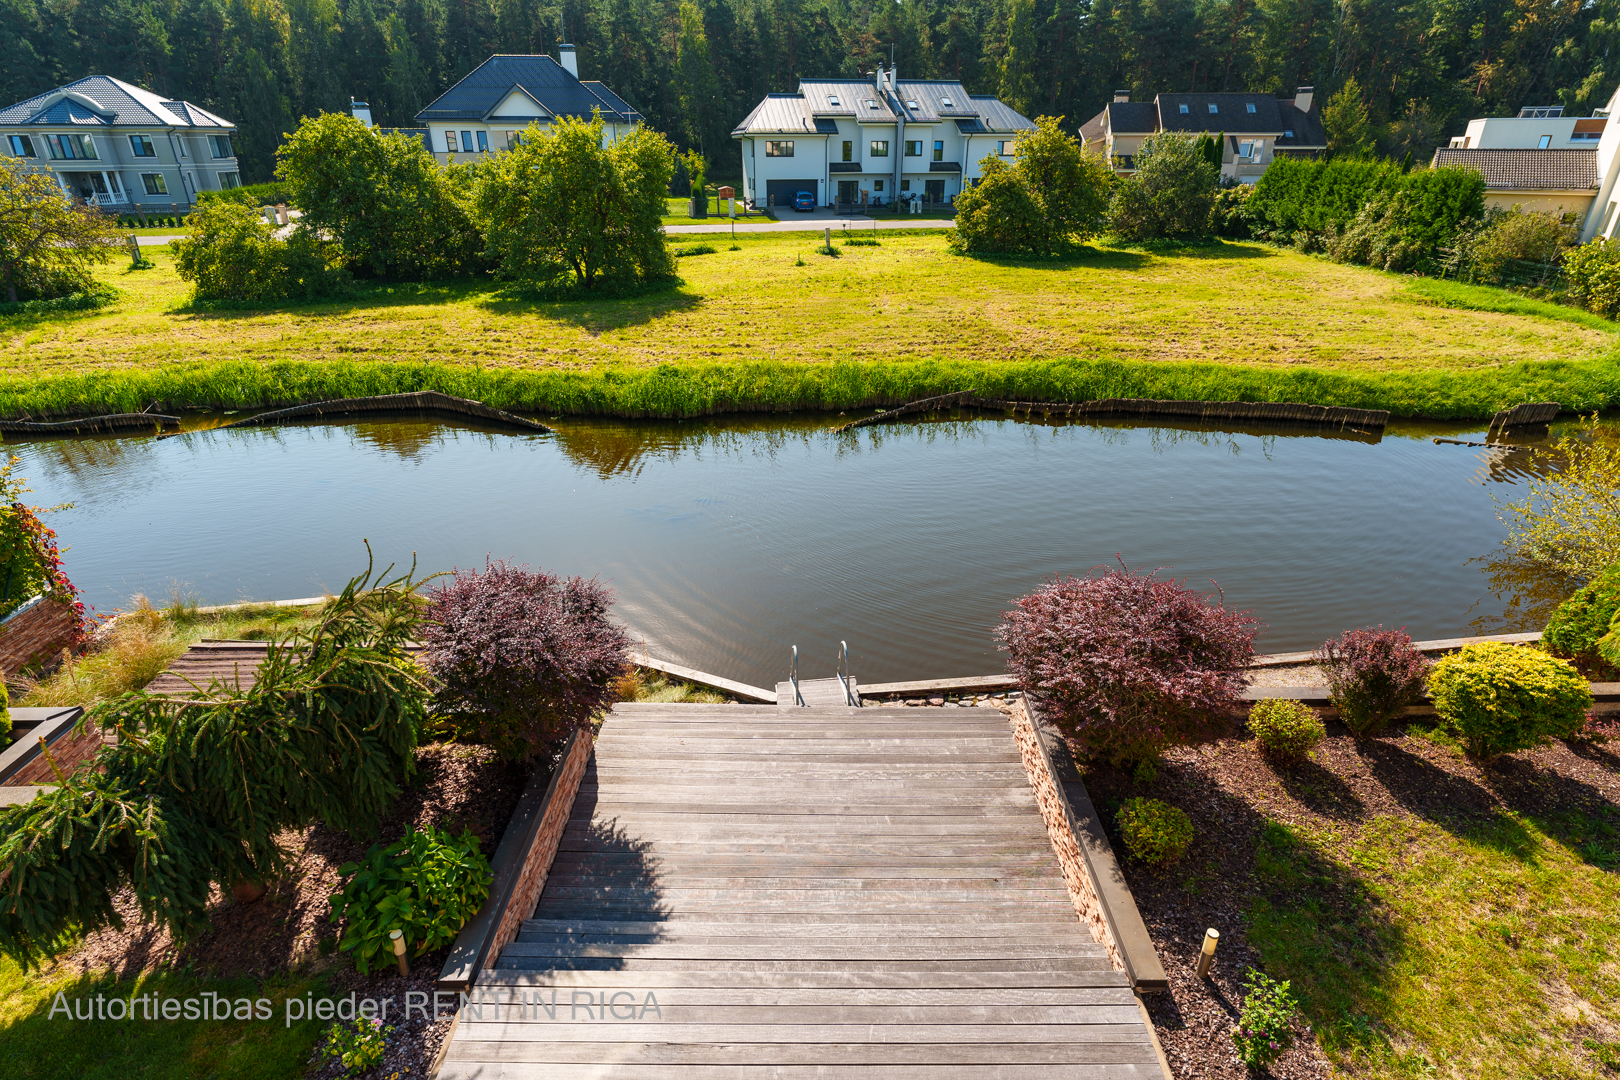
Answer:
[1313, 627, 1431, 737]
[421, 561, 630, 760]
[1248, 699, 1324, 761]
[997, 564, 1256, 775]
[328, 825, 490, 974]
[1116, 797, 1193, 864]
[1428, 642, 1592, 758]
[1543, 564, 1620, 671]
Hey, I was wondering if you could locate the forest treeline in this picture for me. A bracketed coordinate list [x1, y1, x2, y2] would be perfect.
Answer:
[1, 0, 1616, 182]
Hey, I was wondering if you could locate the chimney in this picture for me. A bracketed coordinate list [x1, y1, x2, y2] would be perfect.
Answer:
[1113, 90, 1130, 103]
[1294, 86, 1314, 112]
[559, 43, 579, 78]
[350, 98, 374, 127]
[874, 62, 883, 90]
[887, 65, 897, 92]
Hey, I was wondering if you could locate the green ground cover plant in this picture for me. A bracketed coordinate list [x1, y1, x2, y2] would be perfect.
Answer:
[1247, 699, 1325, 761]
[1232, 969, 1300, 1070]
[328, 825, 489, 974]
[1115, 797, 1194, 864]
[0, 235, 1617, 420]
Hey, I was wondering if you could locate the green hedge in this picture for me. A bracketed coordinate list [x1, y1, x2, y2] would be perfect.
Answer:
[1246, 158, 1405, 237]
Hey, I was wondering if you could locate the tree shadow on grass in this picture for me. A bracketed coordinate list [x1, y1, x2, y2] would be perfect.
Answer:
[477, 283, 701, 332]
[1272, 756, 1367, 822]
[956, 244, 1151, 272]
[1101, 237, 1275, 261]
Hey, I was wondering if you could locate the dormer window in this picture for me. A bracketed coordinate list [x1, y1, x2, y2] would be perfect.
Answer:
[1283, 128, 1294, 138]
[1208, 103, 1218, 114]
[1246, 102, 1256, 114]
[1179, 103, 1189, 114]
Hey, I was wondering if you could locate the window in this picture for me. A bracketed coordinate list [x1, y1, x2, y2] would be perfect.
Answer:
[1238, 140, 1254, 159]
[842, 140, 853, 162]
[765, 140, 793, 156]
[140, 172, 167, 195]
[870, 140, 889, 157]
[461, 130, 473, 151]
[1246, 102, 1257, 114]
[901, 179, 911, 191]
[217, 171, 241, 189]
[130, 134, 156, 157]
[874, 179, 883, 191]
[904, 99, 919, 109]
[7, 135, 34, 157]
[941, 96, 954, 107]
[865, 99, 879, 109]
[1208, 103, 1219, 114]
[506, 130, 523, 148]
[445, 130, 457, 152]
[175, 137, 186, 158]
[905, 140, 921, 156]
[208, 134, 233, 157]
[477, 130, 488, 152]
[1283, 128, 1294, 138]
[998, 140, 1012, 155]
[829, 95, 841, 106]
[933, 139, 943, 161]
[1537, 134, 1552, 149]
[1572, 131, 1602, 141]
[1178, 103, 1190, 114]
[47, 133, 95, 160]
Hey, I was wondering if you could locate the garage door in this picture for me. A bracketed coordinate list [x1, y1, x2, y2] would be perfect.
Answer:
[765, 179, 818, 207]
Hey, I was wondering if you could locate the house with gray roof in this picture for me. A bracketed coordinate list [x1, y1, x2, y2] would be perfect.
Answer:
[1430, 147, 1599, 226]
[1082, 88, 1324, 182]
[0, 75, 239, 209]
[414, 47, 644, 160]
[731, 65, 1035, 209]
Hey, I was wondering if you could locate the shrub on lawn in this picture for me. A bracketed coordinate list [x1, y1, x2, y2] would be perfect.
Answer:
[1428, 642, 1592, 759]
[1562, 239, 1620, 318]
[1543, 564, 1620, 671]
[1209, 184, 1251, 238]
[997, 564, 1256, 774]
[1247, 699, 1324, 761]
[1232, 969, 1299, 1070]
[1116, 797, 1193, 864]
[1313, 627, 1431, 737]
[0, 680, 9, 739]
[421, 561, 630, 760]
[950, 116, 1112, 256]
[0, 157, 120, 303]
[171, 201, 345, 303]
[1109, 131, 1218, 241]
[328, 825, 490, 974]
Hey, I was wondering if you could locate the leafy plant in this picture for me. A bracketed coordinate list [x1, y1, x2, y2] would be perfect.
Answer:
[1116, 797, 1193, 864]
[1108, 131, 1218, 241]
[996, 563, 1256, 771]
[1562, 239, 1620, 318]
[320, 1016, 392, 1075]
[328, 826, 490, 974]
[1542, 564, 1620, 670]
[1232, 969, 1299, 1070]
[171, 201, 345, 303]
[1313, 627, 1431, 737]
[0, 158, 120, 304]
[0, 679, 9, 739]
[421, 560, 630, 760]
[0, 456, 81, 628]
[1428, 642, 1592, 759]
[0, 553, 428, 967]
[950, 117, 1111, 256]
[674, 244, 717, 257]
[1248, 699, 1325, 761]
[1497, 417, 1620, 578]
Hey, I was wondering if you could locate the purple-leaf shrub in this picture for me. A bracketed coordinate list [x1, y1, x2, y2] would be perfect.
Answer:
[996, 564, 1257, 769]
[1312, 627, 1430, 737]
[421, 561, 630, 760]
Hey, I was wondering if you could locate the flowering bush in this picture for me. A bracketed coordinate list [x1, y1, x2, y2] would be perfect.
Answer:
[1312, 627, 1430, 737]
[0, 456, 83, 630]
[997, 564, 1256, 772]
[321, 1016, 392, 1075]
[329, 825, 490, 975]
[1115, 797, 1194, 864]
[1232, 969, 1298, 1070]
[421, 561, 630, 760]
[1247, 699, 1324, 761]
[1428, 642, 1592, 759]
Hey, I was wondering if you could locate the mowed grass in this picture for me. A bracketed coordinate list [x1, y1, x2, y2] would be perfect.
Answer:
[2, 232, 1619, 418]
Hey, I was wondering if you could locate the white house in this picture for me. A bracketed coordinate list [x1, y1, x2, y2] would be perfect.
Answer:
[1079, 88, 1326, 184]
[1431, 103, 1617, 232]
[1446, 106, 1606, 150]
[414, 48, 643, 160]
[0, 75, 239, 209]
[731, 65, 1035, 209]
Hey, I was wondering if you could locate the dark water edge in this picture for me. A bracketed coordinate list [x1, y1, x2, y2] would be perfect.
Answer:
[5, 409, 1589, 689]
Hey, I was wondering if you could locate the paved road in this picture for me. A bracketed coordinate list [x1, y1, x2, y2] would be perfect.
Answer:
[666, 214, 953, 234]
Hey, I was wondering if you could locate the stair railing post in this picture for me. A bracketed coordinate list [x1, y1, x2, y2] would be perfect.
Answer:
[791, 645, 805, 707]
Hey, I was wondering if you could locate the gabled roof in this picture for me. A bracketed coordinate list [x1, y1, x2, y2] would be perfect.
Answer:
[892, 81, 978, 122]
[731, 94, 818, 136]
[0, 75, 233, 129]
[1079, 109, 1107, 146]
[802, 80, 899, 122]
[1430, 148, 1599, 191]
[1104, 101, 1159, 134]
[1158, 93, 1285, 134]
[415, 55, 641, 124]
[969, 96, 1037, 133]
[1275, 101, 1325, 148]
[732, 83, 1033, 137]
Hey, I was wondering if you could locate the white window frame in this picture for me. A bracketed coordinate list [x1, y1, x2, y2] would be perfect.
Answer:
[209, 134, 233, 158]
[764, 140, 794, 157]
[130, 134, 156, 157]
[140, 172, 168, 195]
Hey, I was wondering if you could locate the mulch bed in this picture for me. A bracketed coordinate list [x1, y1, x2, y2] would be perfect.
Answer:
[1082, 717, 1620, 1080]
[44, 743, 533, 1079]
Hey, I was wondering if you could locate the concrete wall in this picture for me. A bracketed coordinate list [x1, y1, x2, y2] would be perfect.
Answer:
[1484, 190, 1595, 223]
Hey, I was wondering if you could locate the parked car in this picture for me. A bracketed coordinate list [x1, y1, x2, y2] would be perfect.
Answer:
[792, 191, 815, 212]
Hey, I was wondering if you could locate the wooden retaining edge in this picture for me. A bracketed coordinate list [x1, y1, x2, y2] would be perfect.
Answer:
[832, 390, 978, 432]
[0, 707, 86, 785]
[437, 728, 591, 991]
[1251, 630, 1543, 667]
[154, 391, 554, 440]
[1008, 695, 1169, 994]
[630, 651, 777, 704]
[1242, 681, 1620, 715]
[970, 396, 1390, 431]
[1488, 401, 1559, 436]
[0, 413, 180, 435]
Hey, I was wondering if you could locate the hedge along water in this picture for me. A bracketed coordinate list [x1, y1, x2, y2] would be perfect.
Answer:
[6, 410, 1595, 690]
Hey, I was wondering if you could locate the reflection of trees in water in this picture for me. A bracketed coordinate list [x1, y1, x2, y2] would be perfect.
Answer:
[558, 418, 824, 479]
[1467, 552, 1583, 635]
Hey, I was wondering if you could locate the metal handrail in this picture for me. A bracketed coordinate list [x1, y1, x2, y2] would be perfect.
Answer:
[790, 645, 805, 706]
[837, 640, 859, 707]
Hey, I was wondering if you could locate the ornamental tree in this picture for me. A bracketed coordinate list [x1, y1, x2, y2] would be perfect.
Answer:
[950, 116, 1111, 256]
[1108, 130, 1218, 241]
[0, 158, 119, 303]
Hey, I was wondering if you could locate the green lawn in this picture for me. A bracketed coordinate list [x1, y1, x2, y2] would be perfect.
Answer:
[662, 195, 768, 223]
[2, 233, 1619, 419]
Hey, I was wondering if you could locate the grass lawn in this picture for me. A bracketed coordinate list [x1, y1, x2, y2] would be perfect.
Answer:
[2, 232, 1619, 419]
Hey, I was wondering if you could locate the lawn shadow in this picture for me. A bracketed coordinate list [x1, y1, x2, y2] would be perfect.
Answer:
[1272, 756, 1367, 822]
[477, 282, 700, 331]
[1101, 237, 1275, 261]
[959, 244, 1151, 272]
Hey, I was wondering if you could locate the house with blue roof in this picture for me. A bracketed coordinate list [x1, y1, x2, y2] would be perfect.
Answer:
[415, 47, 644, 160]
[0, 75, 238, 209]
[731, 65, 1036, 210]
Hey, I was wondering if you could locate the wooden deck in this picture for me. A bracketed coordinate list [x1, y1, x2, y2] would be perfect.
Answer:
[439, 702, 1165, 1079]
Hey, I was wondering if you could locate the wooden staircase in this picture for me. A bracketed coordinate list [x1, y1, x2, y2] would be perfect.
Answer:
[438, 702, 1165, 1078]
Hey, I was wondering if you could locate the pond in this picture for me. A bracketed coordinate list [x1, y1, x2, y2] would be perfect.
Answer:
[5, 409, 1572, 689]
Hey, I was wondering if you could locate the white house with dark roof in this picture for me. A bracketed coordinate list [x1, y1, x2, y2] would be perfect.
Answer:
[0, 75, 238, 209]
[1082, 88, 1325, 182]
[731, 64, 1036, 209]
[415, 48, 643, 160]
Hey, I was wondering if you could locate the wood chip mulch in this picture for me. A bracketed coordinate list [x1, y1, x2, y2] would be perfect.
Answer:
[42, 742, 533, 1079]
[1081, 715, 1620, 1080]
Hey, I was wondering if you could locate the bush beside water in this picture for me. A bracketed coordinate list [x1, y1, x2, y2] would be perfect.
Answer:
[1543, 564, 1620, 672]
[1428, 642, 1592, 758]
[1314, 627, 1431, 737]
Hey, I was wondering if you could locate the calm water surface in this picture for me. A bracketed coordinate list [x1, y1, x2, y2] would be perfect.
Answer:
[6, 412, 1555, 688]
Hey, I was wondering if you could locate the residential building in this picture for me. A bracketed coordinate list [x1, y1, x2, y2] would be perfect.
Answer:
[1446, 106, 1606, 150]
[1429, 148, 1598, 224]
[1083, 88, 1326, 183]
[349, 98, 430, 149]
[0, 75, 238, 209]
[731, 65, 1036, 209]
[414, 48, 643, 160]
